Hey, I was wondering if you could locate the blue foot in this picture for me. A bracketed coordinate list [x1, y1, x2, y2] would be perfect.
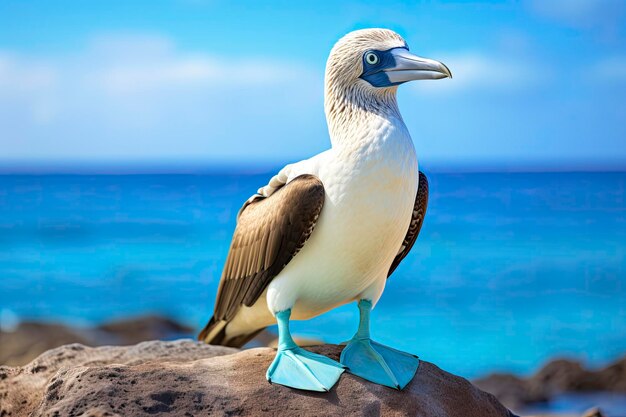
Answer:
[340, 299, 419, 389]
[267, 345, 345, 391]
[266, 309, 345, 392]
[341, 337, 419, 389]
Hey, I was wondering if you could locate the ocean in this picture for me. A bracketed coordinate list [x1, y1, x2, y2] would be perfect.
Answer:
[0, 171, 624, 381]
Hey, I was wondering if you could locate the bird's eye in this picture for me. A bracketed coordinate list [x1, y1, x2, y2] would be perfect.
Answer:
[365, 52, 379, 65]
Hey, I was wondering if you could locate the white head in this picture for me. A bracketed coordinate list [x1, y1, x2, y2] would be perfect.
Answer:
[324, 29, 451, 141]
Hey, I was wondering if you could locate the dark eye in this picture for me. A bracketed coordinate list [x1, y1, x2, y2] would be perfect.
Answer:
[365, 52, 379, 65]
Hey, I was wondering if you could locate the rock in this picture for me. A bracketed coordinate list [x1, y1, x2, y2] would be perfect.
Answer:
[94, 315, 194, 345]
[582, 407, 606, 417]
[0, 340, 516, 417]
[0, 322, 92, 367]
[587, 357, 626, 392]
[0, 316, 194, 366]
[474, 356, 626, 411]
[471, 373, 541, 410]
[527, 359, 588, 398]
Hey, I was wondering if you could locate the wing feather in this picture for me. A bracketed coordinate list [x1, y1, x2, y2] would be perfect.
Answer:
[388, 171, 429, 277]
[212, 174, 325, 322]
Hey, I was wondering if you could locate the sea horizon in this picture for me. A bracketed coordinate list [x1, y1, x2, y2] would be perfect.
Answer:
[1, 159, 625, 176]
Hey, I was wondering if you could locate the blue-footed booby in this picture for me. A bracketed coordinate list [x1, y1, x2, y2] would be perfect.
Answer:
[199, 28, 451, 392]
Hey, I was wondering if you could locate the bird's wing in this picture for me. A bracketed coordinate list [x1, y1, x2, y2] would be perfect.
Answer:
[213, 174, 325, 321]
[387, 171, 429, 277]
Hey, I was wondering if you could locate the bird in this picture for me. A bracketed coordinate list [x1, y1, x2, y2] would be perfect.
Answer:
[199, 28, 451, 392]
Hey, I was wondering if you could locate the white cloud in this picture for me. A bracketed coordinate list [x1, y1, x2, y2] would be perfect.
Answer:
[73, 34, 304, 96]
[591, 55, 626, 82]
[0, 53, 60, 125]
[93, 56, 302, 96]
[0, 32, 315, 109]
[411, 52, 548, 96]
[0, 34, 323, 161]
[95, 58, 216, 94]
[0, 53, 57, 92]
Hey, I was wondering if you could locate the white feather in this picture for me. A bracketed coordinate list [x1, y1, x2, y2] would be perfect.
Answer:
[226, 29, 419, 338]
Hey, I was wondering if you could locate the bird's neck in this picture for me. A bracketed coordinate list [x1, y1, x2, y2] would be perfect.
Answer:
[324, 85, 406, 151]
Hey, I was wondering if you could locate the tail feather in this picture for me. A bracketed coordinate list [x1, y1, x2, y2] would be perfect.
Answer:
[198, 316, 264, 348]
[198, 316, 227, 345]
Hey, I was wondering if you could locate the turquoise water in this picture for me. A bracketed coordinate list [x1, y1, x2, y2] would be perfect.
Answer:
[0, 171, 624, 380]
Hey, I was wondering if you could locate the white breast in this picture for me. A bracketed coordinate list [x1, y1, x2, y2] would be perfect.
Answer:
[266, 112, 418, 318]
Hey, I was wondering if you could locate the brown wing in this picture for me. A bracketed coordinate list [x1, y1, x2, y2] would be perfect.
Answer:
[388, 171, 429, 277]
[213, 174, 325, 321]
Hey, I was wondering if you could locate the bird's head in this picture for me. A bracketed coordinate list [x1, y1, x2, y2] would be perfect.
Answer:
[325, 28, 451, 105]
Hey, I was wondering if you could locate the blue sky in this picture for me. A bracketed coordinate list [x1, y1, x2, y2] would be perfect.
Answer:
[1, 0, 625, 170]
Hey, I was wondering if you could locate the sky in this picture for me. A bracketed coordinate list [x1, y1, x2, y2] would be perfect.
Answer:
[0, 0, 625, 171]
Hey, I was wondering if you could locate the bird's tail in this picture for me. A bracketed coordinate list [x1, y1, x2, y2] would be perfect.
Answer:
[198, 316, 264, 348]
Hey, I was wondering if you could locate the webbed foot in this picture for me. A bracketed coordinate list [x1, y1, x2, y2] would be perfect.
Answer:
[266, 308, 344, 392]
[340, 337, 419, 389]
[267, 346, 345, 391]
[340, 299, 419, 389]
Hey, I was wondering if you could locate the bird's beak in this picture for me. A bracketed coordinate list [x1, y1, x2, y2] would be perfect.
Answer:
[385, 48, 452, 83]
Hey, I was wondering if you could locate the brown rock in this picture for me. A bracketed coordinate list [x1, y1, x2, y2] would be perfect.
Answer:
[582, 407, 607, 417]
[474, 356, 626, 411]
[0, 340, 516, 417]
[95, 315, 194, 345]
[0, 322, 91, 366]
[588, 357, 626, 392]
[527, 359, 587, 397]
[472, 372, 543, 410]
[0, 315, 194, 366]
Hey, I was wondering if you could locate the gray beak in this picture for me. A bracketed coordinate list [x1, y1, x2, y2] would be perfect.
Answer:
[385, 48, 452, 83]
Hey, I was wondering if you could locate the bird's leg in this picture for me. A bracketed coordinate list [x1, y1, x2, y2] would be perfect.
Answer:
[266, 309, 345, 392]
[340, 299, 419, 389]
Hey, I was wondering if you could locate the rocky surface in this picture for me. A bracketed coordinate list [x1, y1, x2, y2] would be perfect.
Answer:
[474, 357, 626, 411]
[3, 318, 622, 416]
[0, 340, 515, 417]
[0, 316, 194, 366]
